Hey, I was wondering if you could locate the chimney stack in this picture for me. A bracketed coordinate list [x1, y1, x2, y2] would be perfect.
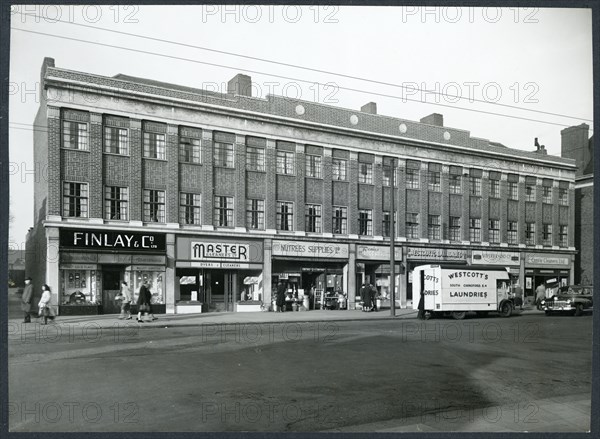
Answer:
[420, 113, 443, 127]
[227, 73, 252, 97]
[361, 102, 377, 114]
[561, 124, 591, 175]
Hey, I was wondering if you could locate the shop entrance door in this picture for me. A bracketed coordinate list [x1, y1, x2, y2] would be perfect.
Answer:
[209, 271, 236, 312]
[102, 266, 123, 314]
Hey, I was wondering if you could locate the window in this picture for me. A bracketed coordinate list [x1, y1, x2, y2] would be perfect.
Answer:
[332, 206, 348, 234]
[104, 186, 128, 220]
[383, 166, 395, 187]
[276, 201, 294, 231]
[305, 204, 322, 233]
[525, 182, 536, 202]
[180, 137, 201, 163]
[180, 193, 201, 225]
[542, 224, 552, 246]
[406, 213, 420, 239]
[469, 218, 481, 242]
[489, 219, 500, 243]
[143, 131, 166, 159]
[559, 225, 568, 247]
[143, 189, 165, 223]
[276, 151, 295, 175]
[449, 217, 461, 241]
[214, 142, 234, 168]
[104, 126, 128, 155]
[63, 182, 88, 217]
[542, 186, 552, 204]
[332, 158, 347, 181]
[246, 146, 265, 171]
[508, 182, 518, 200]
[525, 222, 536, 245]
[305, 155, 322, 178]
[428, 215, 441, 240]
[406, 168, 419, 189]
[470, 176, 482, 196]
[246, 199, 265, 230]
[558, 188, 568, 205]
[507, 221, 518, 245]
[62, 120, 88, 150]
[214, 196, 234, 227]
[382, 211, 396, 237]
[449, 175, 461, 194]
[429, 170, 441, 191]
[489, 180, 500, 198]
[359, 163, 373, 184]
[358, 209, 373, 235]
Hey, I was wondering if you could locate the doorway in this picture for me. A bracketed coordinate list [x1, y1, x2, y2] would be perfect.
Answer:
[208, 270, 236, 312]
[102, 266, 124, 314]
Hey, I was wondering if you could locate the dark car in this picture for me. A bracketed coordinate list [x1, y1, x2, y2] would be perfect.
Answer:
[541, 286, 593, 316]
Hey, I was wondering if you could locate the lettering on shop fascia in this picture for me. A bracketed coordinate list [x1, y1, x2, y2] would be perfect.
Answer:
[191, 242, 249, 261]
[60, 229, 165, 251]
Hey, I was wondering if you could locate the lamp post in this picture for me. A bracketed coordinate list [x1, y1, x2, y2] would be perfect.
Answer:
[390, 158, 396, 316]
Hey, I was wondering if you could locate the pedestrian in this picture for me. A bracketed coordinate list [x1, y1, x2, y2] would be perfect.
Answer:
[118, 280, 133, 320]
[513, 282, 523, 310]
[136, 281, 151, 323]
[276, 281, 286, 312]
[37, 284, 54, 325]
[21, 277, 33, 323]
[417, 289, 425, 320]
[369, 283, 378, 312]
[360, 283, 370, 312]
[535, 283, 546, 310]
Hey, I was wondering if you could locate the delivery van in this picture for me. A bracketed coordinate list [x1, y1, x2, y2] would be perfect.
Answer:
[412, 264, 516, 319]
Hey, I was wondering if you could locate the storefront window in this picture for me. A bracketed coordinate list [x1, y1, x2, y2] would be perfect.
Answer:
[132, 270, 165, 304]
[61, 269, 98, 305]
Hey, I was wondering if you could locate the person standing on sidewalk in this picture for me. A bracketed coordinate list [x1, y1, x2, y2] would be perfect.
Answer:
[136, 282, 150, 322]
[276, 281, 286, 312]
[21, 277, 33, 323]
[535, 283, 546, 310]
[38, 284, 54, 325]
[417, 290, 425, 320]
[118, 281, 133, 320]
[360, 283, 370, 312]
[369, 283, 378, 312]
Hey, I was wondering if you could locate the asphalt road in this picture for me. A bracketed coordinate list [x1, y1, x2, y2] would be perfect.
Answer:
[7, 300, 593, 432]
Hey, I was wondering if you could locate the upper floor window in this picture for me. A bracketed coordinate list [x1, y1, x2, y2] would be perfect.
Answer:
[508, 182, 518, 200]
[246, 199, 265, 230]
[489, 179, 500, 198]
[180, 193, 201, 225]
[246, 146, 265, 172]
[469, 218, 481, 242]
[449, 175, 461, 194]
[276, 151, 295, 175]
[383, 166, 395, 187]
[470, 176, 482, 196]
[214, 142, 234, 168]
[143, 189, 165, 223]
[104, 126, 128, 155]
[558, 188, 568, 205]
[332, 158, 347, 181]
[559, 225, 568, 247]
[180, 137, 201, 164]
[525, 222, 536, 245]
[143, 131, 166, 160]
[305, 155, 322, 179]
[63, 182, 88, 218]
[382, 211, 396, 237]
[542, 186, 552, 204]
[332, 206, 348, 234]
[276, 201, 294, 231]
[63, 120, 89, 151]
[358, 209, 372, 236]
[406, 213, 419, 239]
[105, 186, 128, 220]
[449, 216, 461, 241]
[489, 219, 500, 243]
[305, 204, 322, 233]
[525, 180, 536, 201]
[214, 196, 234, 227]
[358, 163, 373, 184]
[542, 223, 552, 246]
[428, 215, 441, 240]
[507, 221, 518, 245]
[428, 169, 441, 191]
[406, 168, 419, 189]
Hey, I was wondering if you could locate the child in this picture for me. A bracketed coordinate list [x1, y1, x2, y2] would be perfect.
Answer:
[38, 284, 54, 325]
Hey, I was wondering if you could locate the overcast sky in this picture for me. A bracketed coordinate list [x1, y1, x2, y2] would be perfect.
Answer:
[8, 5, 593, 246]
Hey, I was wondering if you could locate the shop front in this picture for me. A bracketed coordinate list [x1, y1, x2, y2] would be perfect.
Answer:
[271, 240, 349, 310]
[175, 236, 264, 313]
[471, 249, 522, 283]
[356, 244, 403, 309]
[58, 228, 166, 315]
[405, 247, 468, 305]
[524, 252, 573, 299]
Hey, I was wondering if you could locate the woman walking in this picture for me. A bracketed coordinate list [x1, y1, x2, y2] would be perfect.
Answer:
[136, 282, 150, 323]
[38, 284, 54, 325]
[118, 281, 132, 320]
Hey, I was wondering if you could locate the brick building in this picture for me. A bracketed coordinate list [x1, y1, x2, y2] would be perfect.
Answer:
[561, 124, 594, 285]
[26, 57, 578, 315]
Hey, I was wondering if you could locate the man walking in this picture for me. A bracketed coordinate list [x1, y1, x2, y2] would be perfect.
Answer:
[21, 277, 33, 323]
[360, 283, 370, 312]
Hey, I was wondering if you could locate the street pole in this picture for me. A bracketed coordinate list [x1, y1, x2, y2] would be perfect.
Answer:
[390, 158, 396, 317]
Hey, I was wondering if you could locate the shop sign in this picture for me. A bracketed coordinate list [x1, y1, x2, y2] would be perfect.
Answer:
[472, 251, 520, 266]
[60, 263, 97, 270]
[272, 240, 348, 258]
[191, 242, 250, 262]
[178, 261, 262, 269]
[61, 253, 98, 263]
[60, 229, 166, 251]
[131, 265, 166, 272]
[357, 245, 402, 261]
[525, 253, 570, 267]
[132, 255, 166, 265]
[406, 247, 467, 261]
[97, 253, 132, 264]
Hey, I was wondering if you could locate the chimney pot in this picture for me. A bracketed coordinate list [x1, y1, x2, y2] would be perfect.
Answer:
[227, 73, 252, 97]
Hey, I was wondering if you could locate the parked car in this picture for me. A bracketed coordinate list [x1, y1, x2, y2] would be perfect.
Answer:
[540, 286, 593, 316]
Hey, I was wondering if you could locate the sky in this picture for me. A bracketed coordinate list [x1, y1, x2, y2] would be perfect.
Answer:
[8, 5, 594, 247]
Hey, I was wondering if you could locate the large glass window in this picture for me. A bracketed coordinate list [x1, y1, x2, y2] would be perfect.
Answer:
[332, 158, 347, 181]
[63, 182, 88, 218]
[469, 218, 481, 242]
[214, 142, 234, 168]
[180, 193, 201, 225]
[276, 151, 295, 175]
[306, 155, 322, 178]
[180, 137, 201, 163]
[277, 201, 294, 231]
[246, 146, 265, 171]
[63, 120, 89, 150]
[61, 269, 97, 305]
[143, 189, 165, 222]
[143, 131, 166, 159]
[104, 186, 128, 220]
[406, 213, 419, 239]
[358, 209, 372, 235]
[305, 204, 322, 233]
[332, 206, 347, 234]
[104, 126, 128, 155]
[359, 163, 373, 184]
[246, 199, 265, 230]
[214, 196, 234, 227]
[428, 215, 441, 240]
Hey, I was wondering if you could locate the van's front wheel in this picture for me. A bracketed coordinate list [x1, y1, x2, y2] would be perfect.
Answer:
[500, 302, 513, 317]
